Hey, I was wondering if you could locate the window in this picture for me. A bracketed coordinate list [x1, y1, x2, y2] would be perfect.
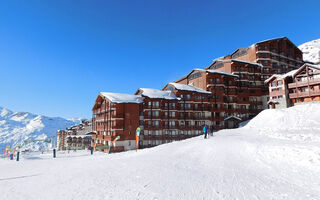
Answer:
[277, 81, 282, 86]
[152, 120, 159, 127]
[152, 101, 159, 107]
[153, 111, 159, 117]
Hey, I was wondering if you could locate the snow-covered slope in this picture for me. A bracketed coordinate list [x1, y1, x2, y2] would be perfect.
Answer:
[0, 103, 319, 200]
[0, 106, 80, 150]
[299, 38, 320, 64]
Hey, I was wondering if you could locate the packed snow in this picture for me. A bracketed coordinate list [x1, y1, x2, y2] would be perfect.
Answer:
[0, 106, 80, 151]
[1, 103, 320, 200]
[299, 38, 320, 64]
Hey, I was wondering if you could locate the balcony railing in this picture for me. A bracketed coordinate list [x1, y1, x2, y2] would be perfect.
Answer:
[288, 79, 320, 89]
[289, 90, 320, 99]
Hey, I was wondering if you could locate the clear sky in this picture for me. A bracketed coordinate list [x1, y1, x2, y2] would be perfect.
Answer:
[1, 0, 320, 119]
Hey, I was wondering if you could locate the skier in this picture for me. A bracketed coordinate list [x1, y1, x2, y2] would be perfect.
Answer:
[203, 124, 208, 139]
[210, 124, 214, 136]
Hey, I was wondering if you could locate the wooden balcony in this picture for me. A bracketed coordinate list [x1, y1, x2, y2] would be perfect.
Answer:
[289, 90, 320, 99]
[288, 79, 320, 89]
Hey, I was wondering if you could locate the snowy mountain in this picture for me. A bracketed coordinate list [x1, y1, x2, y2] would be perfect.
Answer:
[299, 38, 320, 64]
[1, 103, 319, 199]
[0, 106, 81, 150]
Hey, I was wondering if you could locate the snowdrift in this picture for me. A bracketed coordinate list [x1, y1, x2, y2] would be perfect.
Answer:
[245, 103, 320, 130]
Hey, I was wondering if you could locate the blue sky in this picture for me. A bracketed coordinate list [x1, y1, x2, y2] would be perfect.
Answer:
[0, 0, 320, 119]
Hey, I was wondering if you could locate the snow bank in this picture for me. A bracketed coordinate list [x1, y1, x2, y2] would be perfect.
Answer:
[245, 103, 320, 130]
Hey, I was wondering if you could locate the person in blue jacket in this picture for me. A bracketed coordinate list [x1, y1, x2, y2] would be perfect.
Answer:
[203, 125, 208, 139]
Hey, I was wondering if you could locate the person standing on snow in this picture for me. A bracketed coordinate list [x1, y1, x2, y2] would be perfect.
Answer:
[203, 125, 208, 139]
[210, 124, 214, 136]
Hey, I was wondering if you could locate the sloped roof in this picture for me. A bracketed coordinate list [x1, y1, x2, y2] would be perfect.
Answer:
[224, 116, 242, 121]
[206, 69, 239, 77]
[264, 69, 298, 83]
[137, 88, 178, 100]
[291, 63, 320, 78]
[165, 83, 211, 94]
[99, 92, 143, 104]
[255, 36, 287, 45]
[230, 59, 264, 68]
[188, 68, 238, 78]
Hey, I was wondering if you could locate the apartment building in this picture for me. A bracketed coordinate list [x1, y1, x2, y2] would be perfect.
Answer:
[288, 64, 320, 104]
[92, 92, 143, 152]
[265, 70, 296, 109]
[266, 63, 320, 109]
[92, 82, 244, 152]
[206, 59, 266, 112]
[216, 37, 304, 80]
[56, 120, 93, 150]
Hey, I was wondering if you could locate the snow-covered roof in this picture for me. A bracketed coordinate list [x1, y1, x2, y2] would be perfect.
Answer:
[224, 116, 242, 121]
[267, 100, 279, 104]
[206, 69, 239, 78]
[167, 83, 211, 94]
[254, 36, 287, 45]
[189, 68, 238, 78]
[281, 69, 299, 79]
[214, 59, 263, 68]
[231, 59, 264, 68]
[264, 69, 298, 83]
[292, 63, 320, 78]
[137, 88, 178, 100]
[99, 92, 143, 104]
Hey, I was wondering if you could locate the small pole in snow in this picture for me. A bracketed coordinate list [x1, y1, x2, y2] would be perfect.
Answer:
[16, 151, 20, 161]
[53, 148, 56, 158]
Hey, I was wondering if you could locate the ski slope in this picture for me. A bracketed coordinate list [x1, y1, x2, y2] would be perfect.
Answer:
[0, 104, 320, 200]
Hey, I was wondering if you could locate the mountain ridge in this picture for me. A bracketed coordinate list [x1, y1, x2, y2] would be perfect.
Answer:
[0, 106, 82, 150]
[299, 38, 320, 64]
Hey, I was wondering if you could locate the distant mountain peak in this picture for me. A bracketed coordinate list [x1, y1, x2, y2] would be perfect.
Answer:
[0, 106, 81, 151]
